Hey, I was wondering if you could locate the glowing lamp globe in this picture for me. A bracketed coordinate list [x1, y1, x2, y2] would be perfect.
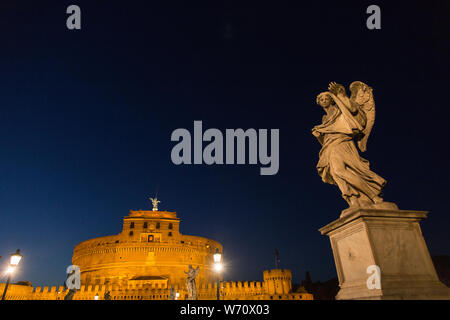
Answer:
[213, 249, 222, 263]
[10, 250, 22, 266]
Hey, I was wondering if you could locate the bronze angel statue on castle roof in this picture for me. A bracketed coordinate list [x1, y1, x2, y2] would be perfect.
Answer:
[149, 197, 161, 211]
[312, 81, 390, 210]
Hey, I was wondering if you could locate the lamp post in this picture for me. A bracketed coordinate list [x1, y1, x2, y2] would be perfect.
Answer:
[213, 249, 223, 300]
[1, 249, 23, 300]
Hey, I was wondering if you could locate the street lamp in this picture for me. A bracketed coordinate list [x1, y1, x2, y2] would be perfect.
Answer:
[213, 249, 223, 300]
[1, 249, 23, 300]
[94, 293, 99, 300]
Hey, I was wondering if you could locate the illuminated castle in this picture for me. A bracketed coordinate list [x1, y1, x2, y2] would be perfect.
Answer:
[73, 208, 221, 288]
[1, 201, 313, 300]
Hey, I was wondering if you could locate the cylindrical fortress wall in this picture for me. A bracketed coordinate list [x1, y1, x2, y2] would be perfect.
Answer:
[72, 210, 222, 288]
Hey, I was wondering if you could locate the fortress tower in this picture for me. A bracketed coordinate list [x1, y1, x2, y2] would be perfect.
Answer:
[72, 207, 222, 288]
[263, 269, 292, 295]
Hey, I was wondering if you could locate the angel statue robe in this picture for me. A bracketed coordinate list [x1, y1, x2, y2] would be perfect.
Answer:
[312, 92, 386, 205]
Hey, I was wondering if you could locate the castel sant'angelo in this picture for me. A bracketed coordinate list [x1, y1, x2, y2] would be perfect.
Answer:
[1, 200, 313, 300]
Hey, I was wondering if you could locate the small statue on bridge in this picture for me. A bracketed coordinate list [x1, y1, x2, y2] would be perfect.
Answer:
[185, 265, 200, 300]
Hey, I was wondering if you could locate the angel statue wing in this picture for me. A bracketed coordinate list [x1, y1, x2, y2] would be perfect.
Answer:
[350, 81, 375, 152]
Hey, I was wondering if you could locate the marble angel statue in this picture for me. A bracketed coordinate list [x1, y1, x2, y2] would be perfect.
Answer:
[312, 81, 388, 209]
[185, 265, 200, 300]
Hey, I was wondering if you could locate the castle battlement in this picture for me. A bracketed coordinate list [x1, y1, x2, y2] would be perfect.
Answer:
[2, 271, 313, 300]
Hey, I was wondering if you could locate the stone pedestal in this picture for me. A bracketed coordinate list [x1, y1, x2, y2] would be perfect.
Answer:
[319, 205, 450, 300]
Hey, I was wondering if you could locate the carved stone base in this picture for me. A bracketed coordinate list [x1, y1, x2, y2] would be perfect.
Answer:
[319, 205, 450, 300]
[340, 201, 399, 219]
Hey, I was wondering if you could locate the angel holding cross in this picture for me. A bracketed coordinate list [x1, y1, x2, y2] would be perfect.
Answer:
[312, 81, 386, 208]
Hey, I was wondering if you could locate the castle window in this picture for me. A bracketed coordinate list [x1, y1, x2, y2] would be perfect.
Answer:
[143, 222, 148, 228]
[156, 222, 160, 229]
[168, 223, 173, 230]
[168, 232, 172, 237]
[129, 231, 133, 236]
[130, 222, 135, 229]
[148, 235, 154, 242]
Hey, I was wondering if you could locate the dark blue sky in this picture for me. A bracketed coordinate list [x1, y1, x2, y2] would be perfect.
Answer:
[0, 1, 449, 286]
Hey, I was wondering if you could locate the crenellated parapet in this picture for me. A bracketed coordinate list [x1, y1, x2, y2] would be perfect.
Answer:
[3, 268, 313, 300]
[196, 280, 266, 300]
[26, 283, 173, 300]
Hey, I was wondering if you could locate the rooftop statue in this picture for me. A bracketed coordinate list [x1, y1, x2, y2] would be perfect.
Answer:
[312, 81, 388, 209]
[149, 197, 161, 211]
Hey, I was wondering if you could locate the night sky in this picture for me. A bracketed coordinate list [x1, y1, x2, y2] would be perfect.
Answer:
[0, 1, 449, 286]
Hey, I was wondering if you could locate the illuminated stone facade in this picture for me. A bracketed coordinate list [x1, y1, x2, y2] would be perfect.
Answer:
[72, 209, 221, 288]
[1, 208, 313, 300]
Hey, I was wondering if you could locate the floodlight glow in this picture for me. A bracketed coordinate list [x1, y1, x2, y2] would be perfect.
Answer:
[10, 250, 22, 266]
[214, 262, 223, 272]
[6, 266, 15, 274]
